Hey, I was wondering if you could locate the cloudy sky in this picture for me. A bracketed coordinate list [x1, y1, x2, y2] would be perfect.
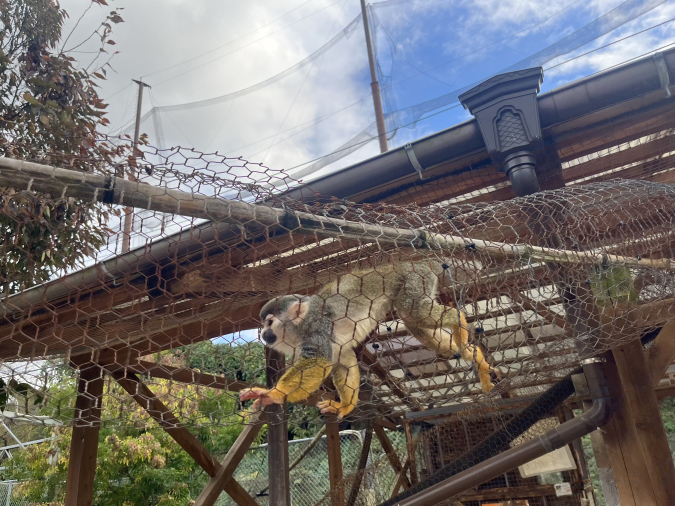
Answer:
[58, 0, 675, 181]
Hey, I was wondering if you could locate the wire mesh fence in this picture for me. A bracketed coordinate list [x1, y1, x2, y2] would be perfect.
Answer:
[0, 482, 29, 506]
[0, 133, 673, 433]
[0, 91, 673, 502]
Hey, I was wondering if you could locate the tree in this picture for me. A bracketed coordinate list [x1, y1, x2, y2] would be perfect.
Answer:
[4, 352, 255, 506]
[0, 0, 130, 294]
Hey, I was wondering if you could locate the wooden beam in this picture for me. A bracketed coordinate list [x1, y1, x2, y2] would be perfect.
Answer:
[374, 425, 410, 491]
[265, 348, 291, 506]
[403, 421, 419, 486]
[131, 360, 253, 392]
[326, 416, 344, 506]
[609, 341, 675, 505]
[390, 458, 410, 499]
[111, 371, 257, 506]
[194, 410, 266, 506]
[65, 364, 104, 506]
[646, 320, 675, 387]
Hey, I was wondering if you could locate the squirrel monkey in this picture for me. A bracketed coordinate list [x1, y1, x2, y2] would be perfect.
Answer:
[240, 259, 495, 419]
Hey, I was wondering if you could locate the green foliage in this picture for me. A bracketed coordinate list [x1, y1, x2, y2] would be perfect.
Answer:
[590, 262, 638, 307]
[180, 340, 267, 385]
[0, 0, 130, 294]
[660, 396, 675, 463]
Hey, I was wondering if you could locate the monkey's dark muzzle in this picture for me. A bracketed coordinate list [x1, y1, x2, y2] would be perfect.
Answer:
[262, 329, 277, 345]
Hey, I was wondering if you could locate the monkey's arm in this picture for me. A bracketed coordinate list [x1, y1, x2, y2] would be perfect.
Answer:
[239, 355, 333, 408]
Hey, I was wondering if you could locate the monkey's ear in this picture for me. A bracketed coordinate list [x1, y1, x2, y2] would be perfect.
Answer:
[288, 300, 310, 323]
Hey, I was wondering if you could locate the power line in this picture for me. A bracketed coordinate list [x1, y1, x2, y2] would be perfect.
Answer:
[544, 15, 675, 71]
[281, 42, 675, 176]
[151, 0, 346, 87]
[142, 0, 317, 79]
[282, 102, 463, 173]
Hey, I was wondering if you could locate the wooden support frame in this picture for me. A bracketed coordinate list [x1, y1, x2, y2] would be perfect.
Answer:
[111, 370, 258, 506]
[195, 410, 266, 506]
[646, 320, 675, 387]
[326, 416, 344, 506]
[265, 348, 291, 506]
[390, 458, 411, 499]
[65, 364, 104, 506]
[374, 425, 410, 491]
[608, 340, 675, 506]
[403, 421, 419, 486]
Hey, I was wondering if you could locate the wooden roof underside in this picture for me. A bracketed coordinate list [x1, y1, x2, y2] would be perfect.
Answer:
[1, 86, 675, 417]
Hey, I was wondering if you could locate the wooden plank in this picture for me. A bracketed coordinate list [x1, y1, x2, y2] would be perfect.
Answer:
[612, 339, 675, 506]
[64, 365, 104, 506]
[403, 421, 419, 486]
[194, 410, 266, 506]
[646, 320, 675, 387]
[326, 416, 344, 506]
[265, 348, 291, 506]
[390, 458, 410, 499]
[589, 426, 621, 506]
[456, 483, 572, 501]
[132, 360, 253, 392]
[601, 354, 647, 506]
[374, 425, 410, 491]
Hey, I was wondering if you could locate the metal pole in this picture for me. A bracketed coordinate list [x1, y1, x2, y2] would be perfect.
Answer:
[121, 79, 151, 253]
[359, 0, 388, 154]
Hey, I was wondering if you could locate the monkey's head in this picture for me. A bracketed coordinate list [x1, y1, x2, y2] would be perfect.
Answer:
[259, 295, 312, 350]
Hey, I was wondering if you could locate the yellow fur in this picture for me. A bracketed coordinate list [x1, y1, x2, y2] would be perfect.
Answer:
[273, 358, 333, 403]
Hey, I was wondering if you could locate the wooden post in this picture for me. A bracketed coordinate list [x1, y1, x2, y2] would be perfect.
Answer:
[359, 0, 388, 154]
[325, 416, 344, 506]
[265, 348, 291, 506]
[606, 339, 675, 506]
[589, 428, 620, 506]
[65, 365, 104, 506]
[646, 320, 675, 386]
[403, 421, 419, 486]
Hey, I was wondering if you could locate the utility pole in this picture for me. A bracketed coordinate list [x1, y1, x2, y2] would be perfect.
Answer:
[360, 0, 388, 153]
[121, 79, 151, 253]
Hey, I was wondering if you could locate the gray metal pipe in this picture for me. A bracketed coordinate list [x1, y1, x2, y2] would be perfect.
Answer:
[285, 47, 675, 201]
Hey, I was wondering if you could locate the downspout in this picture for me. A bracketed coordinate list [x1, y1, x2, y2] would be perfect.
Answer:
[384, 68, 615, 506]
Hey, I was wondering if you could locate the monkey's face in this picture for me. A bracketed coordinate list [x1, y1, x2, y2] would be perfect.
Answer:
[259, 296, 308, 353]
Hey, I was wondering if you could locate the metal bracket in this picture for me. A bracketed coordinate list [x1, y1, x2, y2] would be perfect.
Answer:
[404, 143, 427, 180]
[580, 357, 606, 366]
[654, 52, 672, 98]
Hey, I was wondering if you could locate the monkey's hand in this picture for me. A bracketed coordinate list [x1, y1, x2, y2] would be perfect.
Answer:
[317, 399, 356, 420]
[239, 387, 286, 410]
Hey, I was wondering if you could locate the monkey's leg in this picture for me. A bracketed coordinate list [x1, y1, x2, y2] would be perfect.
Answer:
[405, 306, 495, 393]
[317, 350, 360, 420]
[239, 357, 332, 407]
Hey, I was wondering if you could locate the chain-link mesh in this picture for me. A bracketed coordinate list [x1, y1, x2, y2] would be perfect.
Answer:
[0, 482, 29, 506]
[217, 431, 365, 506]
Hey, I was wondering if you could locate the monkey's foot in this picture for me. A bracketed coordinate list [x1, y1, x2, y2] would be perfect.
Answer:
[239, 387, 286, 410]
[317, 400, 356, 420]
[481, 380, 495, 393]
